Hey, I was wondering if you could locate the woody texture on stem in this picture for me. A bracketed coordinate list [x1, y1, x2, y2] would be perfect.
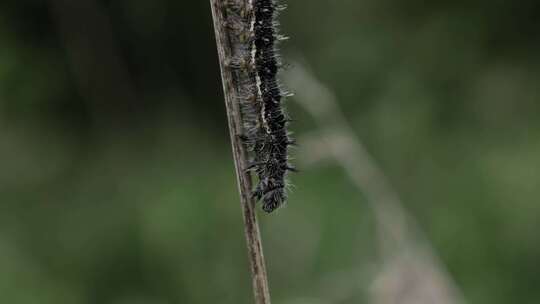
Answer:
[209, 0, 272, 303]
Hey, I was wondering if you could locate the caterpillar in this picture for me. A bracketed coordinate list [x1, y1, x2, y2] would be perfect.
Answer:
[224, 0, 294, 213]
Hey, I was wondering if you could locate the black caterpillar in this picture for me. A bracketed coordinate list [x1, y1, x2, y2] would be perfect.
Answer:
[224, 0, 294, 213]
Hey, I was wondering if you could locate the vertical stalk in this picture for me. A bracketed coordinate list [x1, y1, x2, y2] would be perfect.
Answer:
[209, 1, 272, 303]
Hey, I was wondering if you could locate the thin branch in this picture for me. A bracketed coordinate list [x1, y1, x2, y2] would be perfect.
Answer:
[209, 1, 272, 304]
[285, 64, 406, 256]
[286, 63, 466, 304]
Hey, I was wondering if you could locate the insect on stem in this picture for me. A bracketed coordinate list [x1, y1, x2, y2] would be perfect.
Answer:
[209, 0, 272, 303]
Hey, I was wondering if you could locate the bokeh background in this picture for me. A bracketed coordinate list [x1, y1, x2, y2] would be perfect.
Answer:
[1, 0, 539, 303]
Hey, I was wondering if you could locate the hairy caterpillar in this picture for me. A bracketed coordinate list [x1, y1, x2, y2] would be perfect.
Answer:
[224, 0, 294, 213]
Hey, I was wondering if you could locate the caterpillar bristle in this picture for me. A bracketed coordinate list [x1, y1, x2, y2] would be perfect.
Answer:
[223, 0, 294, 213]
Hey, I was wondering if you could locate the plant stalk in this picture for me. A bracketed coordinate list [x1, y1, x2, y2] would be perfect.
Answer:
[209, 1, 272, 303]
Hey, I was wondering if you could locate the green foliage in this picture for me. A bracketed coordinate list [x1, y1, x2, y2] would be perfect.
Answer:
[1, 0, 539, 303]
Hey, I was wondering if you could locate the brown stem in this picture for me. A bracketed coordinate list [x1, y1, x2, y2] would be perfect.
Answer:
[209, 1, 272, 303]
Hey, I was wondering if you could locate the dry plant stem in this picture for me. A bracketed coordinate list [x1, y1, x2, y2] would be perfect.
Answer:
[210, 1, 272, 303]
[286, 65, 407, 255]
[286, 64, 466, 304]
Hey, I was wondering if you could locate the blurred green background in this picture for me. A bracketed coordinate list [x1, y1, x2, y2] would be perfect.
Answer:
[1, 0, 539, 303]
